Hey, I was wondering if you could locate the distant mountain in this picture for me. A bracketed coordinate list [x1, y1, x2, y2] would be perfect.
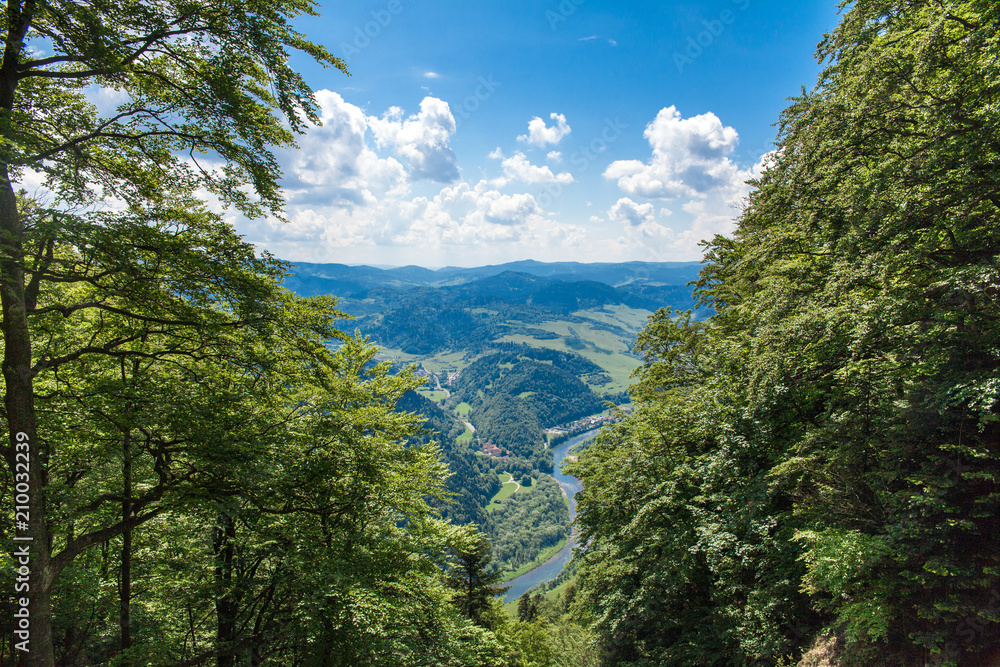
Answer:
[281, 260, 708, 358]
[283, 259, 703, 297]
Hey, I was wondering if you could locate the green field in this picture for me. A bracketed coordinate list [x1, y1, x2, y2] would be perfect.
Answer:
[454, 401, 472, 416]
[375, 347, 479, 376]
[416, 388, 448, 402]
[486, 472, 536, 513]
[574, 305, 654, 332]
[456, 424, 474, 444]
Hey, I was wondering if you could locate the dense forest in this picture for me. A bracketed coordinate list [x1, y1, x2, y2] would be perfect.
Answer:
[568, 1, 1000, 665]
[450, 346, 606, 473]
[395, 390, 499, 527]
[485, 475, 569, 575]
[2, 0, 997, 666]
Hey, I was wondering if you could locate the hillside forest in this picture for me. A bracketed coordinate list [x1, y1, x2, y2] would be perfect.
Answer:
[2, 1, 998, 666]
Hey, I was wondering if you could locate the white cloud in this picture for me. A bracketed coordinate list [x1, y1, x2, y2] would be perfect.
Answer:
[230, 91, 594, 263]
[579, 35, 617, 46]
[281, 90, 408, 208]
[608, 197, 655, 227]
[83, 84, 132, 116]
[598, 109, 775, 261]
[517, 113, 572, 148]
[546, 151, 562, 163]
[423, 71, 441, 79]
[494, 152, 574, 186]
[367, 97, 460, 183]
[604, 105, 744, 200]
[243, 178, 584, 264]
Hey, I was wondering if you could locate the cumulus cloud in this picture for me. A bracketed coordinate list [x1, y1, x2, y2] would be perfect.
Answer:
[367, 97, 460, 183]
[281, 90, 408, 207]
[607, 197, 673, 239]
[603, 105, 746, 200]
[243, 178, 584, 264]
[546, 151, 562, 162]
[491, 151, 574, 186]
[230, 90, 594, 263]
[608, 197, 655, 227]
[517, 113, 572, 148]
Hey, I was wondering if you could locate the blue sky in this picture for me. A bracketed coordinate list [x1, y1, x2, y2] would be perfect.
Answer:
[236, 0, 842, 267]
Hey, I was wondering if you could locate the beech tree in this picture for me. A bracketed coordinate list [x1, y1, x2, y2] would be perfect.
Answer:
[0, 2, 345, 664]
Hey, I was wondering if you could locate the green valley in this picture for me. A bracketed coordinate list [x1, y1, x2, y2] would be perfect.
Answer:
[6, 1, 996, 665]
[295, 261, 703, 584]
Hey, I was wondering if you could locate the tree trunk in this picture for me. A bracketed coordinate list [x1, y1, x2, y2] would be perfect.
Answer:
[120, 429, 133, 662]
[214, 513, 237, 667]
[2, 3, 54, 662]
[1, 168, 56, 667]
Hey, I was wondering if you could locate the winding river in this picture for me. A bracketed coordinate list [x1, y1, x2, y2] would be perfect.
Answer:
[501, 427, 601, 603]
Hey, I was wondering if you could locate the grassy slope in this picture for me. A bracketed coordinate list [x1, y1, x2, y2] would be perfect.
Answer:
[375, 306, 651, 396]
[485, 472, 522, 512]
[456, 425, 474, 443]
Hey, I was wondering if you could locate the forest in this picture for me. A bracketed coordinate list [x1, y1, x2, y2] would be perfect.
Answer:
[485, 475, 569, 576]
[285, 267, 701, 357]
[568, 1, 1000, 665]
[2, 0, 998, 666]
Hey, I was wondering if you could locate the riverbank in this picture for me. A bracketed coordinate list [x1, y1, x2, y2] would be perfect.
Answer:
[501, 538, 569, 583]
[500, 427, 601, 603]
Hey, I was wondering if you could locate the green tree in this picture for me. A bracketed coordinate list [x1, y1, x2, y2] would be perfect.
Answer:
[445, 531, 511, 628]
[570, 1, 1000, 665]
[0, 2, 346, 663]
[517, 593, 534, 622]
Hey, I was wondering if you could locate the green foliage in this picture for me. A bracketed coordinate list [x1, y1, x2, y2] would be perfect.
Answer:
[1, 3, 350, 663]
[396, 389, 498, 526]
[486, 474, 569, 575]
[0, 199, 516, 664]
[570, 1, 1000, 665]
[445, 530, 511, 628]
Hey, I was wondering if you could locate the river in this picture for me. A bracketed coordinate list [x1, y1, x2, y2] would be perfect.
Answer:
[501, 427, 601, 603]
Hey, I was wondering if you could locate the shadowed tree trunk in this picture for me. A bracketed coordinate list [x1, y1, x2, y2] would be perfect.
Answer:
[215, 513, 237, 667]
[120, 428, 133, 662]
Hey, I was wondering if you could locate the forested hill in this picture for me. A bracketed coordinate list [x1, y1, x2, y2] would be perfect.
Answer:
[284, 259, 703, 294]
[282, 261, 703, 356]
